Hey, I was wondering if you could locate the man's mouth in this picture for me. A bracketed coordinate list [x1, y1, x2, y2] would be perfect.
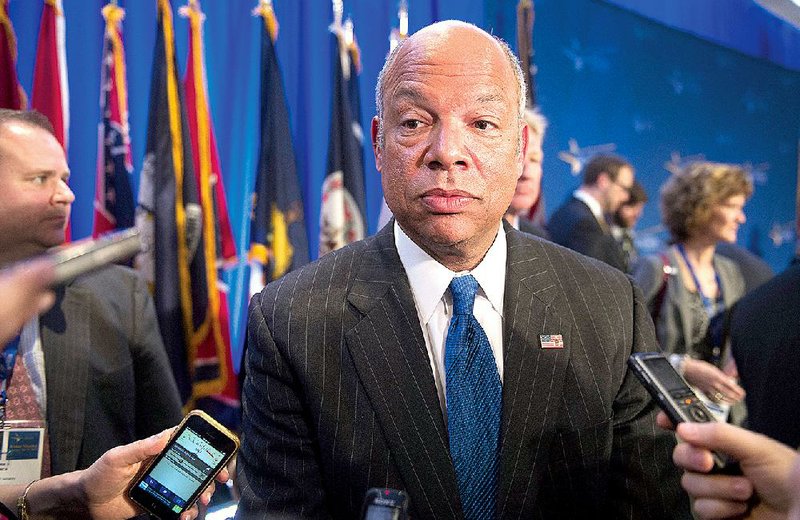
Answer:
[420, 189, 476, 213]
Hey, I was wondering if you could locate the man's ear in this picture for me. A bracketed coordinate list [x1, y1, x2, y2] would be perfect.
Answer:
[596, 171, 612, 189]
[371, 117, 382, 172]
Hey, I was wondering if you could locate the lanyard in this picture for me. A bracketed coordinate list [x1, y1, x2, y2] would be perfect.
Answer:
[0, 335, 21, 424]
[677, 243, 723, 317]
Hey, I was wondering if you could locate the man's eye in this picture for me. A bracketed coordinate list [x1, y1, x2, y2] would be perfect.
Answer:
[401, 120, 421, 130]
[32, 175, 47, 184]
[474, 120, 494, 130]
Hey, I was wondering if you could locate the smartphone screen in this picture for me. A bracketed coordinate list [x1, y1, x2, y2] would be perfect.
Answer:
[360, 488, 408, 520]
[642, 356, 691, 397]
[129, 411, 238, 519]
[364, 504, 401, 520]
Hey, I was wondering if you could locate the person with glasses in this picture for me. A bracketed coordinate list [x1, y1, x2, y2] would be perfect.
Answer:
[610, 180, 649, 273]
[632, 162, 751, 422]
[548, 154, 635, 271]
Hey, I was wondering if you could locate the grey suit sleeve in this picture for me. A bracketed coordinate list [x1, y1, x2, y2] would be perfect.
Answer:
[607, 278, 690, 519]
[131, 271, 183, 437]
[236, 292, 330, 520]
[630, 255, 664, 302]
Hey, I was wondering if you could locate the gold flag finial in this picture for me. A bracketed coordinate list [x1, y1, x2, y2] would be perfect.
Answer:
[398, 0, 408, 37]
[252, 0, 278, 42]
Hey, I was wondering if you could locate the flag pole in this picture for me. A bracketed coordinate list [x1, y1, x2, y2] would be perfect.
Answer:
[516, 0, 536, 108]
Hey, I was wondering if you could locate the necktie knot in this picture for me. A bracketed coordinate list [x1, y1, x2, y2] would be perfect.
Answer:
[449, 275, 479, 316]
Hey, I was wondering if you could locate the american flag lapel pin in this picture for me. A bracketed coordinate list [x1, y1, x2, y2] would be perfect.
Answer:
[539, 334, 564, 349]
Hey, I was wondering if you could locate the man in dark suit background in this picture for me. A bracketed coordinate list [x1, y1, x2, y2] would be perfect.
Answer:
[548, 154, 634, 271]
[0, 109, 182, 476]
[731, 263, 800, 449]
[238, 21, 687, 519]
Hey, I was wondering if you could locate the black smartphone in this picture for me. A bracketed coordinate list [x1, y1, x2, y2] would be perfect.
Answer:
[360, 488, 409, 520]
[49, 227, 142, 286]
[628, 352, 739, 473]
[128, 410, 239, 519]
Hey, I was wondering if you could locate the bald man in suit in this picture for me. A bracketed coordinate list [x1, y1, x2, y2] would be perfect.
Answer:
[237, 21, 687, 519]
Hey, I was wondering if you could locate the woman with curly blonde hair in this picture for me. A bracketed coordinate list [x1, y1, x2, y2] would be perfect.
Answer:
[632, 161, 752, 416]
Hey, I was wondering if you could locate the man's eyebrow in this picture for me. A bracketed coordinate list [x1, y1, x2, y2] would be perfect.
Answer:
[391, 89, 507, 108]
[476, 93, 504, 104]
[391, 87, 427, 103]
[31, 168, 70, 179]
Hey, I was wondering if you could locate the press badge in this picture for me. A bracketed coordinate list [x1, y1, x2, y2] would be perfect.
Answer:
[0, 420, 45, 485]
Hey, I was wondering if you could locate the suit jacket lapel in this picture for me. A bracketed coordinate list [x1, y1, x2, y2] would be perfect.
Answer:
[498, 226, 572, 517]
[345, 225, 462, 519]
[41, 284, 91, 474]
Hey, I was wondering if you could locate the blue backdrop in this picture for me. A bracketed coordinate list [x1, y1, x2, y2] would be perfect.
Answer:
[7, 0, 800, 369]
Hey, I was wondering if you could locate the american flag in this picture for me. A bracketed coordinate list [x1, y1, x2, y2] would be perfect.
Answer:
[539, 334, 564, 349]
[93, 2, 135, 237]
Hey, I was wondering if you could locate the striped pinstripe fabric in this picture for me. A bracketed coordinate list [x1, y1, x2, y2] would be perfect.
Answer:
[236, 222, 690, 519]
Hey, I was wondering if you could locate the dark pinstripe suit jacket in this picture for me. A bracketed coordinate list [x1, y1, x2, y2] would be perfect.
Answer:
[237, 223, 688, 519]
[40, 265, 182, 475]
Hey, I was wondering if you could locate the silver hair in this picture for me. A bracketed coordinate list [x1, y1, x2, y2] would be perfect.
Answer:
[374, 22, 527, 150]
[524, 107, 548, 137]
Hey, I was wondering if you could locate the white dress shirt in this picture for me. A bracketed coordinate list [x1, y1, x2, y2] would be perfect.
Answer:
[394, 221, 506, 415]
[18, 316, 47, 415]
[573, 188, 606, 229]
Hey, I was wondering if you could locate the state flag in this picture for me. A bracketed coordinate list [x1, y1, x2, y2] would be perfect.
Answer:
[0, 0, 26, 109]
[136, 0, 210, 405]
[319, 20, 366, 255]
[249, 0, 309, 295]
[92, 3, 135, 238]
[181, 0, 239, 419]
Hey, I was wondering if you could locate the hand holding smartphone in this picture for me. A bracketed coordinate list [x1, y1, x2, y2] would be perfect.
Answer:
[128, 410, 239, 519]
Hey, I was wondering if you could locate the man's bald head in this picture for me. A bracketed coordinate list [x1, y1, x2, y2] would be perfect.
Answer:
[374, 21, 526, 149]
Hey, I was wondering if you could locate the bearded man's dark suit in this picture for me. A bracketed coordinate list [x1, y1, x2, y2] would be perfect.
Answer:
[40, 265, 182, 475]
[237, 222, 688, 519]
[548, 195, 627, 272]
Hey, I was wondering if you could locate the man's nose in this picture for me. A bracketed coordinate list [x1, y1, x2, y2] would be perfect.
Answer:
[424, 120, 469, 172]
[52, 179, 75, 205]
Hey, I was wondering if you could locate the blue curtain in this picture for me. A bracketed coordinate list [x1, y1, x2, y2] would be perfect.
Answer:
[8, 0, 799, 369]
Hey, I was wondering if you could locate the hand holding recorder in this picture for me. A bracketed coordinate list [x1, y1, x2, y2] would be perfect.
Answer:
[656, 417, 799, 520]
[0, 259, 55, 346]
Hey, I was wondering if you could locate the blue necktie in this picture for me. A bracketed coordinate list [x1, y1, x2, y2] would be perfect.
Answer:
[445, 275, 501, 520]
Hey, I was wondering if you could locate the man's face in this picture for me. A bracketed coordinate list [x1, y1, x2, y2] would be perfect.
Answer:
[0, 121, 73, 263]
[508, 125, 542, 215]
[603, 166, 634, 214]
[617, 201, 645, 229]
[372, 24, 525, 267]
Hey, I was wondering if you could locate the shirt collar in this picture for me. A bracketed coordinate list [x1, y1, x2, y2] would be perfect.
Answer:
[573, 188, 604, 222]
[394, 221, 507, 323]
